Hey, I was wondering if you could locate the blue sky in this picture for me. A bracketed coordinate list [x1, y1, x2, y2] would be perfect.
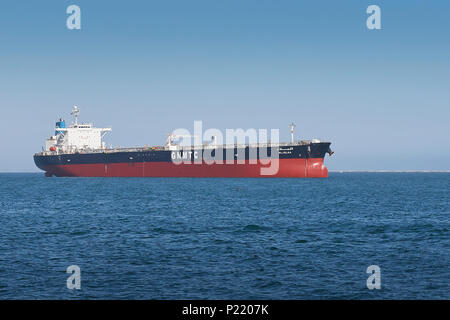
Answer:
[0, 0, 449, 171]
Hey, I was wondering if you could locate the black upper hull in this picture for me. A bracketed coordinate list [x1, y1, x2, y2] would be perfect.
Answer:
[34, 143, 331, 167]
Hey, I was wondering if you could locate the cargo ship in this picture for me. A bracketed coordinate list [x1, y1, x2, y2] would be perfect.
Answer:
[34, 107, 333, 178]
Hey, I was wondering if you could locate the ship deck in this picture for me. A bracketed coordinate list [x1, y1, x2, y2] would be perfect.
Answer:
[35, 141, 330, 157]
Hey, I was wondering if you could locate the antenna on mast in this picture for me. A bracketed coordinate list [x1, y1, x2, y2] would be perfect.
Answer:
[71, 106, 80, 126]
[289, 122, 296, 144]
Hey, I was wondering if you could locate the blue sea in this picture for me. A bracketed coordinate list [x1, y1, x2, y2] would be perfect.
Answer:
[0, 173, 448, 299]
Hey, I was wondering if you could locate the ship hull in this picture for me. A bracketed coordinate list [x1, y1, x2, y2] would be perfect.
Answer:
[34, 143, 331, 178]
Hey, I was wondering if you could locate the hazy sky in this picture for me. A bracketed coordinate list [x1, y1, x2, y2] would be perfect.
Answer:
[0, 0, 449, 171]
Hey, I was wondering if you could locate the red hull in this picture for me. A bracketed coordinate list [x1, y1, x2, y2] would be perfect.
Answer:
[41, 158, 328, 178]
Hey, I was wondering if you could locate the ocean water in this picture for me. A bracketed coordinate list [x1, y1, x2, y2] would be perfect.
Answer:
[0, 173, 448, 299]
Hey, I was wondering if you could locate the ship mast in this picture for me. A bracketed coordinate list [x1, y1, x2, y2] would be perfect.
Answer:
[71, 106, 80, 126]
[289, 122, 296, 144]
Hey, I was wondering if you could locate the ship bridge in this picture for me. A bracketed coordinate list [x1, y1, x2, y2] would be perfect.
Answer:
[45, 106, 111, 153]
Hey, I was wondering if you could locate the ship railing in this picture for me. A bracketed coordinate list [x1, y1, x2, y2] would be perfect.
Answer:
[35, 140, 324, 156]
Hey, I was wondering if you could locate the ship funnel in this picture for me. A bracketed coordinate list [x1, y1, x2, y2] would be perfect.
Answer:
[55, 119, 66, 136]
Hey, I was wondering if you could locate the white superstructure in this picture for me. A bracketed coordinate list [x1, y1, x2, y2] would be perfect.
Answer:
[45, 106, 111, 153]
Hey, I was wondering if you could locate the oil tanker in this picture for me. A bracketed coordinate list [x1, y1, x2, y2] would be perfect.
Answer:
[34, 107, 333, 178]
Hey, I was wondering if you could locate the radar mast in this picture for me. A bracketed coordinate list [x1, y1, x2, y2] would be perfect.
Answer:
[289, 122, 296, 144]
[71, 106, 80, 126]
